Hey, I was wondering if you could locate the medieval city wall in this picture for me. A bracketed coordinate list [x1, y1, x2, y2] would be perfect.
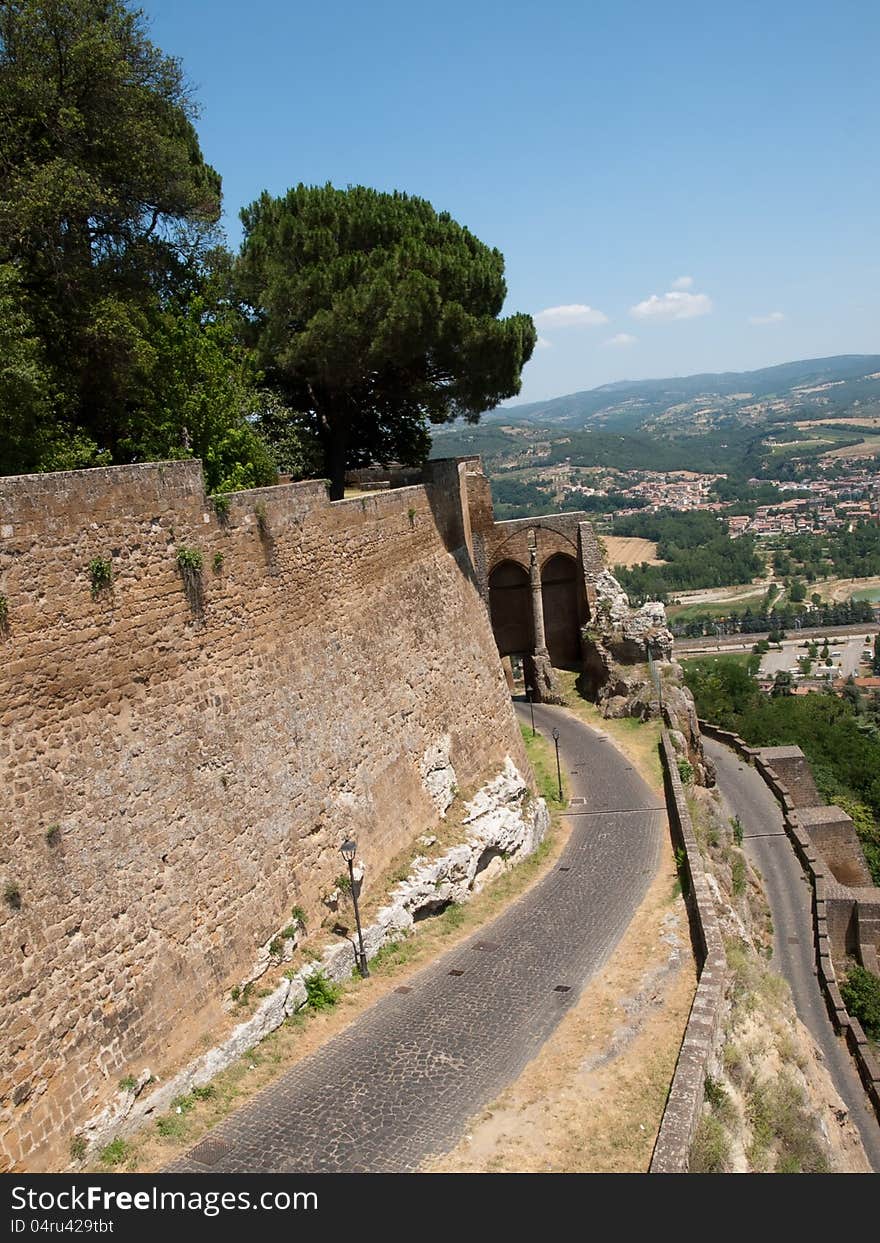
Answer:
[0, 457, 529, 1170]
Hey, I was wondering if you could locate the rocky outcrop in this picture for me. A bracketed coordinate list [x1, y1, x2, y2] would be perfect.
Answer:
[663, 671, 716, 788]
[419, 734, 458, 816]
[580, 570, 713, 785]
[580, 569, 672, 708]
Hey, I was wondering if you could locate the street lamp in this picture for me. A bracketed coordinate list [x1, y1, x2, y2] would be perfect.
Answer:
[339, 838, 369, 978]
[526, 683, 536, 736]
[551, 727, 563, 802]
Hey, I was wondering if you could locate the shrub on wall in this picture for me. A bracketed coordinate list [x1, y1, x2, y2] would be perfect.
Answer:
[88, 556, 113, 598]
[176, 547, 204, 616]
[841, 963, 880, 1040]
[211, 494, 230, 525]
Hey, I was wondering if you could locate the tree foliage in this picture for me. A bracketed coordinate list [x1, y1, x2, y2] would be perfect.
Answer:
[611, 509, 764, 600]
[0, 0, 280, 486]
[237, 184, 536, 497]
[841, 964, 880, 1041]
[685, 661, 880, 881]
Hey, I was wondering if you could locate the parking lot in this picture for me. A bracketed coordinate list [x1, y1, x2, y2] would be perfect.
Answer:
[760, 633, 873, 680]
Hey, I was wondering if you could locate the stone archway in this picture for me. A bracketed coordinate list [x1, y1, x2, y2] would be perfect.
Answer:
[541, 553, 580, 667]
[488, 560, 532, 657]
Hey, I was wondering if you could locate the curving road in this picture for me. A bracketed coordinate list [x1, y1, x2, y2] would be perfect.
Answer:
[705, 736, 880, 1170]
[168, 701, 664, 1173]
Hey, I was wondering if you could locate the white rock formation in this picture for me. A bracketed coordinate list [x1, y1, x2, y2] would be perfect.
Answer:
[419, 734, 458, 816]
[593, 569, 673, 656]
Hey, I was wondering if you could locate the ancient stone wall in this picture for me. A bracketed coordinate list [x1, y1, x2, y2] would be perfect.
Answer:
[795, 807, 874, 888]
[650, 731, 726, 1173]
[482, 513, 591, 579]
[698, 722, 880, 1123]
[751, 746, 821, 807]
[0, 457, 529, 1170]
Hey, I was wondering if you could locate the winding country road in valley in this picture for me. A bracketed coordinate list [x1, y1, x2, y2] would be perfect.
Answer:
[704, 736, 880, 1171]
[169, 701, 664, 1172]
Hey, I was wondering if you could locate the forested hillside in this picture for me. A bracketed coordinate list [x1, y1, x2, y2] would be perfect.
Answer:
[610, 511, 764, 599]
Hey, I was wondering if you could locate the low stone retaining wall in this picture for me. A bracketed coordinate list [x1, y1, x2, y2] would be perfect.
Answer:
[698, 720, 880, 1124]
[649, 731, 727, 1173]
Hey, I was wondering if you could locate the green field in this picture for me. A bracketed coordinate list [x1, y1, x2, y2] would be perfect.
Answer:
[667, 591, 770, 622]
[681, 652, 760, 676]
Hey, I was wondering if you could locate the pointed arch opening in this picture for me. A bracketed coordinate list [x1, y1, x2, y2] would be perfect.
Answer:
[541, 553, 580, 667]
[488, 559, 532, 657]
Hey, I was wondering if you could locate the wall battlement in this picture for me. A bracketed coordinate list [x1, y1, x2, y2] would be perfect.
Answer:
[0, 455, 528, 1170]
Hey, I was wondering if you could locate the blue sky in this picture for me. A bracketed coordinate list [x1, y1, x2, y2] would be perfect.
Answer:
[148, 0, 879, 403]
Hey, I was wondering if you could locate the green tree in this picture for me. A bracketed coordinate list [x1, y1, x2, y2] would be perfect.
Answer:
[0, 261, 53, 469]
[0, 0, 222, 468]
[236, 184, 536, 498]
[772, 669, 793, 697]
[841, 965, 880, 1041]
[137, 281, 279, 493]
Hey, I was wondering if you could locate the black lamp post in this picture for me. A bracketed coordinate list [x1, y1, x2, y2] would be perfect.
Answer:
[526, 684, 536, 736]
[552, 726, 562, 801]
[339, 838, 369, 978]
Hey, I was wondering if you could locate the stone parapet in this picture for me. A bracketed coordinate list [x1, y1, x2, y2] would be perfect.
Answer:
[650, 731, 726, 1172]
[697, 720, 880, 1125]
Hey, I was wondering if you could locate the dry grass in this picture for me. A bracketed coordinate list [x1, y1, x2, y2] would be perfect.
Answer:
[795, 417, 880, 430]
[427, 828, 695, 1172]
[553, 668, 664, 796]
[604, 535, 665, 568]
[822, 434, 880, 459]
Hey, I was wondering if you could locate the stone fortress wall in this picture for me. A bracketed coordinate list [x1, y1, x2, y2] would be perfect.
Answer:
[0, 456, 533, 1170]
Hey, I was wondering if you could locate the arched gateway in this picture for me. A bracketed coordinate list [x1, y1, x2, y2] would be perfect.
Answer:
[541, 553, 580, 667]
[488, 560, 531, 657]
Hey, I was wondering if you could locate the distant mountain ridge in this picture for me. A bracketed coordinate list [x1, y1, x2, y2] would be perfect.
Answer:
[488, 354, 880, 432]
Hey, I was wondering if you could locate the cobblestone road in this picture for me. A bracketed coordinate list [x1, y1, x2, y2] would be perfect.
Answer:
[169, 701, 664, 1172]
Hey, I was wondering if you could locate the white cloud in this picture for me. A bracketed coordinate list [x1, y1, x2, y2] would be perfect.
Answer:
[604, 332, 637, 347]
[535, 303, 608, 327]
[671, 275, 694, 289]
[630, 290, 713, 320]
[536, 336, 553, 349]
[748, 311, 786, 325]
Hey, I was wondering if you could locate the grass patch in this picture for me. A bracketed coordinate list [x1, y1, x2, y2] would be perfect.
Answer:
[690, 1114, 731, 1172]
[304, 972, 341, 1011]
[553, 668, 663, 795]
[98, 1138, 130, 1167]
[668, 592, 766, 623]
[680, 652, 760, 677]
[519, 724, 568, 809]
[745, 1072, 828, 1173]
